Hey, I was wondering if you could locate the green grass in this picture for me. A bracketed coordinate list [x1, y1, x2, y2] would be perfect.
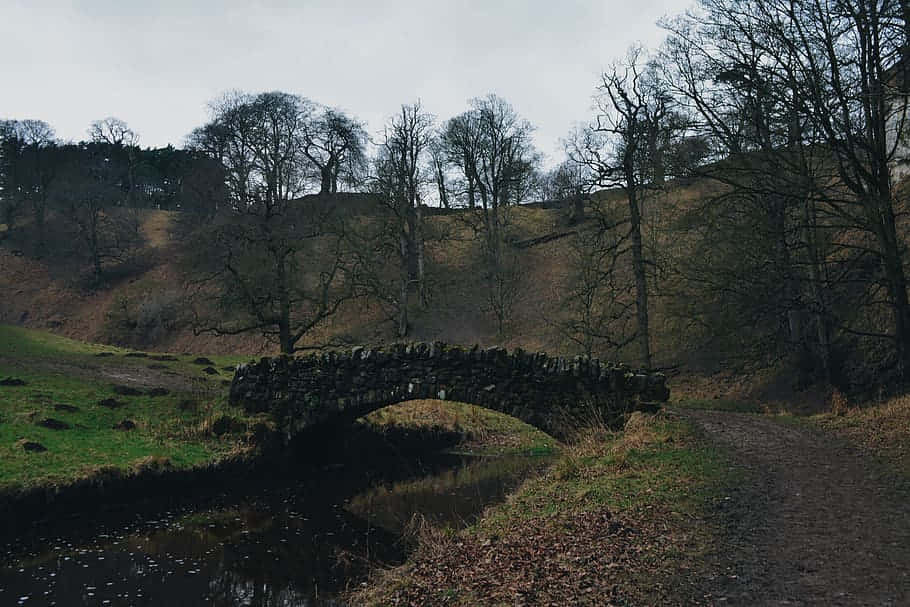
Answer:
[0, 325, 261, 492]
[0, 324, 250, 376]
[363, 399, 557, 455]
[476, 412, 736, 532]
[0, 325, 561, 493]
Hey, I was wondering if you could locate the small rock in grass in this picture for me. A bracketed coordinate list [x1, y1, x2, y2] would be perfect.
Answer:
[38, 418, 70, 430]
[113, 419, 136, 431]
[0, 377, 26, 386]
[147, 387, 170, 397]
[53, 404, 80, 413]
[211, 415, 246, 436]
[124, 352, 148, 358]
[112, 385, 143, 396]
[177, 399, 197, 411]
[222, 366, 236, 372]
[202, 367, 219, 375]
[19, 440, 47, 452]
[150, 355, 178, 361]
[98, 398, 126, 409]
[193, 357, 215, 365]
[147, 363, 169, 370]
[94, 352, 115, 357]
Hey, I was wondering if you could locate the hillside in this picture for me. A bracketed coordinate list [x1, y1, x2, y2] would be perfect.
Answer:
[0, 190, 685, 359]
[0, 174, 893, 412]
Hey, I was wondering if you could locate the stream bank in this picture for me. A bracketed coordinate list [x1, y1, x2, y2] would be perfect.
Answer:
[2, 414, 555, 606]
[350, 411, 740, 606]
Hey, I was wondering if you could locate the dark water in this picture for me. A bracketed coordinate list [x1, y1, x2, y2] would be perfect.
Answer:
[0, 452, 549, 606]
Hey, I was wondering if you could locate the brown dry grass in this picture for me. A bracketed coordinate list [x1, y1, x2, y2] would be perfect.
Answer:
[0, 177, 771, 370]
[814, 394, 910, 473]
[349, 411, 736, 606]
[139, 210, 174, 248]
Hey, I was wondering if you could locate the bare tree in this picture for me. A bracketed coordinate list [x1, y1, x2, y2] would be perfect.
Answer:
[661, 0, 910, 381]
[442, 94, 540, 336]
[441, 112, 483, 209]
[52, 145, 141, 282]
[88, 117, 139, 147]
[661, 8, 824, 375]
[540, 160, 591, 224]
[184, 91, 352, 354]
[0, 121, 24, 237]
[368, 102, 435, 336]
[567, 47, 674, 368]
[557, 206, 637, 357]
[428, 136, 451, 209]
[0, 120, 57, 253]
[15, 120, 56, 147]
[301, 107, 368, 194]
[88, 117, 141, 207]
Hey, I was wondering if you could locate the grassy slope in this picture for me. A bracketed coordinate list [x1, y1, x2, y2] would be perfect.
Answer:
[363, 399, 555, 456]
[351, 411, 739, 606]
[0, 325, 258, 491]
[0, 325, 558, 492]
[811, 395, 910, 476]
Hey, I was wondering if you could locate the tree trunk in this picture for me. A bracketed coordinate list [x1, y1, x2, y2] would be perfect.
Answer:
[415, 203, 427, 307]
[570, 194, 585, 225]
[127, 148, 136, 208]
[89, 221, 102, 280]
[276, 255, 293, 355]
[437, 172, 449, 208]
[803, 197, 832, 384]
[319, 166, 332, 195]
[648, 126, 665, 185]
[398, 231, 409, 337]
[405, 207, 419, 282]
[878, 209, 910, 370]
[329, 157, 340, 194]
[33, 200, 46, 256]
[467, 173, 476, 209]
[278, 315, 292, 354]
[628, 186, 652, 369]
[769, 194, 803, 350]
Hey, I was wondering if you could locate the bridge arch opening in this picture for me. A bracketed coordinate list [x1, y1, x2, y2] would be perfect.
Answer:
[359, 398, 557, 451]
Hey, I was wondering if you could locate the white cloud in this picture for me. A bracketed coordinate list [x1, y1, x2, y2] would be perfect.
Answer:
[0, 0, 691, 164]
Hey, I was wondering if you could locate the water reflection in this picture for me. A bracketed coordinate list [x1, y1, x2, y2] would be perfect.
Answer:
[1, 453, 549, 606]
[347, 455, 544, 534]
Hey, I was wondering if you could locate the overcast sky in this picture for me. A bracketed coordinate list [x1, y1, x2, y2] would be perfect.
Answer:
[1, 0, 692, 166]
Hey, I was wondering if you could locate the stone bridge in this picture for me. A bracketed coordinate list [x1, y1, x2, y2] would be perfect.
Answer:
[229, 343, 670, 441]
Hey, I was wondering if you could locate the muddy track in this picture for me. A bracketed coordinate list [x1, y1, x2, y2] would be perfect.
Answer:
[0, 353, 220, 393]
[680, 408, 910, 606]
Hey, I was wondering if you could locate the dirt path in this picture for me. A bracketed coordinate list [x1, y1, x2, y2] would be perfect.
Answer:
[680, 408, 910, 606]
[0, 353, 218, 393]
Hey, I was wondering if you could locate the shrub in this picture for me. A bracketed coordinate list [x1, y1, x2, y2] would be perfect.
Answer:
[103, 289, 183, 347]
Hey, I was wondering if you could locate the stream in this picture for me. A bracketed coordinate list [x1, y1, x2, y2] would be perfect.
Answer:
[0, 450, 551, 606]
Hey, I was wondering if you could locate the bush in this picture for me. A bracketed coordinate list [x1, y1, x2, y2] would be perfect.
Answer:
[103, 289, 184, 347]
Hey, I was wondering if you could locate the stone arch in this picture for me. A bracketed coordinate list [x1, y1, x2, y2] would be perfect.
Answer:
[229, 343, 669, 441]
